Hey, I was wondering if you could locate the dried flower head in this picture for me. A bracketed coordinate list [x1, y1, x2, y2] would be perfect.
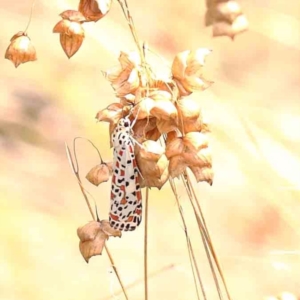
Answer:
[96, 48, 214, 188]
[5, 31, 37, 68]
[53, 10, 86, 58]
[77, 220, 121, 262]
[79, 0, 112, 22]
[86, 162, 112, 186]
[172, 49, 213, 96]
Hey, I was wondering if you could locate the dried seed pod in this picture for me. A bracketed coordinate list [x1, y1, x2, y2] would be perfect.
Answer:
[144, 126, 161, 141]
[150, 79, 176, 94]
[177, 97, 201, 120]
[102, 51, 143, 97]
[173, 78, 192, 97]
[140, 157, 169, 189]
[183, 132, 209, 152]
[176, 97, 205, 133]
[138, 140, 163, 161]
[5, 32, 37, 68]
[78, 0, 112, 22]
[183, 147, 212, 168]
[214, 1, 242, 23]
[172, 49, 213, 93]
[150, 99, 178, 121]
[131, 97, 155, 120]
[100, 220, 122, 236]
[86, 163, 111, 186]
[165, 131, 184, 159]
[213, 15, 248, 39]
[132, 117, 158, 142]
[181, 115, 204, 134]
[104, 66, 140, 97]
[60, 10, 86, 22]
[181, 76, 213, 94]
[136, 141, 169, 189]
[115, 68, 140, 97]
[156, 118, 178, 134]
[77, 220, 121, 263]
[120, 94, 136, 105]
[119, 51, 141, 69]
[53, 10, 86, 58]
[146, 89, 177, 123]
[183, 132, 212, 168]
[149, 90, 173, 102]
[95, 103, 125, 124]
[189, 166, 214, 185]
[168, 155, 188, 178]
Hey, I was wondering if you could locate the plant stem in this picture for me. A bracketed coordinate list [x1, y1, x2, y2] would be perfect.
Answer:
[65, 141, 129, 300]
[117, 0, 152, 88]
[24, 0, 36, 34]
[185, 173, 232, 300]
[144, 188, 149, 300]
[169, 179, 205, 300]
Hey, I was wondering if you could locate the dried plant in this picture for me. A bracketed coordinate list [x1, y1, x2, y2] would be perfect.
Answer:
[205, 0, 249, 39]
[4, 0, 250, 298]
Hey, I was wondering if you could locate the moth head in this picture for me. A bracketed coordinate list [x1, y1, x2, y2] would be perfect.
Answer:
[119, 116, 131, 128]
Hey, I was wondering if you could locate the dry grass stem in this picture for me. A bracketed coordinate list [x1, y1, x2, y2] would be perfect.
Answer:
[65, 140, 129, 300]
[169, 179, 205, 300]
[144, 188, 149, 300]
[183, 172, 232, 300]
[24, 0, 37, 34]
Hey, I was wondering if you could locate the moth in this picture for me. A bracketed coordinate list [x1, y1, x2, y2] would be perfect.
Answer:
[109, 115, 142, 231]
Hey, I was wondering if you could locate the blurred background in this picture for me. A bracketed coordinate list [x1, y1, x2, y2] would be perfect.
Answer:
[0, 0, 300, 299]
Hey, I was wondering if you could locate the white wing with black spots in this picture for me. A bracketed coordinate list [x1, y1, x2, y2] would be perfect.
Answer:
[109, 116, 142, 232]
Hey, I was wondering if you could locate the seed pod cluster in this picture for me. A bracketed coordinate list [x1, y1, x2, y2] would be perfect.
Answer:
[96, 49, 214, 189]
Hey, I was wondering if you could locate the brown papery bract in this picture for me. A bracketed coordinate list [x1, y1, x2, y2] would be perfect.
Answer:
[213, 15, 249, 39]
[205, 0, 248, 39]
[77, 220, 121, 263]
[132, 118, 158, 142]
[5, 32, 37, 68]
[172, 49, 213, 93]
[86, 163, 111, 186]
[176, 97, 205, 133]
[168, 155, 188, 179]
[183, 132, 209, 152]
[136, 141, 169, 189]
[53, 10, 86, 58]
[79, 0, 112, 22]
[96, 103, 125, 124]
[189, 165, 214, 185]
[131, 98, 155, 120]
[165, 132, 184, 159]
[183, 147, 212, 168]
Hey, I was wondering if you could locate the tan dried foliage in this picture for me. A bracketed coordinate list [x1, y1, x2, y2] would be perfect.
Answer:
[172, 49, 213, 95]
[205, 0, 248, 39]
[86, 163, 111, 186]
[77, 220, 121, 262]
[136, 141, 169, 189]
[165, 131, 212, 181]
[95, 48, 214, 187]
[79, 0, 112, 22]
[5, 32, 37, 68]
[53, 10, 86, 58]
